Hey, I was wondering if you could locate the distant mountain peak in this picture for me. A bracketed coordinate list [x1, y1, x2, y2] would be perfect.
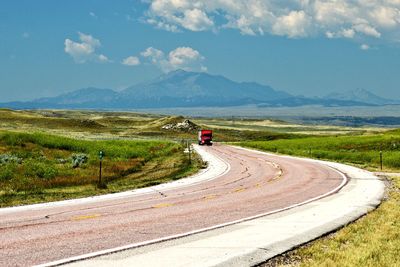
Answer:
[324, 88, 398, 105]
[120, 70, 291, 107]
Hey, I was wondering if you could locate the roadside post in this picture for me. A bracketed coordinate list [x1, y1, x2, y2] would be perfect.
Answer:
[98, 150, 104, 188]
[189, 142, 192, 164]
[184, 140, 192, 164]
[380, 150, 383, 171]
[188, 140, 191, 164]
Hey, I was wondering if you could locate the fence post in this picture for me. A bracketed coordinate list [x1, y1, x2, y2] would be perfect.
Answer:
[188, 140, 191, 164]
[98, 151, 104, 188]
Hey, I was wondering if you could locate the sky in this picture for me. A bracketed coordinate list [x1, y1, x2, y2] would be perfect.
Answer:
[1, 0, 400, 102]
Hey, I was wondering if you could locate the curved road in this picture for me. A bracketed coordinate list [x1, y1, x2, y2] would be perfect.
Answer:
[0, 144, 345, 266]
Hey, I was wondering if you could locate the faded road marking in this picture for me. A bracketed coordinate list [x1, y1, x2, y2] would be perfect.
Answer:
[153, 203, 173, 208]
[232, 187, 246, 193]
[203, 194, 217, 201]
[72, 214, 101, 221]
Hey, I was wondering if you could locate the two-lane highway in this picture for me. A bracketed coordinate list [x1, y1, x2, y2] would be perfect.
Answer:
[0, 144, 345, 266]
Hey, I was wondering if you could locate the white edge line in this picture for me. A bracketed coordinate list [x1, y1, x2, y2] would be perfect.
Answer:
[35, 146, 349, 267]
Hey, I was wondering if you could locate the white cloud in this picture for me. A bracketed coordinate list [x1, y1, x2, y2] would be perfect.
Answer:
[180, 8, 214, 31]
[97, 54, 110, 62]
[360, 44, 370, 50]
[326, 28, 355, 39]
[353, 23, 381, 38]
[143, 0, 400, 43]
[89, 12, 97, 18]
[64, 32, 110, 63]
[140, 46, 206, 73]
[272, 10, 311, 38]
[122, 56, 141, 66]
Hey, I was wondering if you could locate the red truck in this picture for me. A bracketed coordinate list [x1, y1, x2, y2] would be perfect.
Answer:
[198, 129, 213, 146]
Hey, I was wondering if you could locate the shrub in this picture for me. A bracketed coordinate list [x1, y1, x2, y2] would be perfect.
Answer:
[23, 160, 58, 179]
[0, 163, 17, 181]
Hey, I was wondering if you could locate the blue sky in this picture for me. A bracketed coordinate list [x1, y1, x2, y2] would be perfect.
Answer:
[1, 0, 400, 102]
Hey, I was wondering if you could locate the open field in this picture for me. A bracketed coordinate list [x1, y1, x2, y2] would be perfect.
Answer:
[0, 131, 201, 207]
[195, 117, 383, 136]
[238, 129, 400, 171]
[0, 108, 387, 141]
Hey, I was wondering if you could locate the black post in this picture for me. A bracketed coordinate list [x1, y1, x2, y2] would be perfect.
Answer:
[98, 150, 104, 188]
[99, 159, 102, 186]
[380, 151, 383, 171]
[188, 140, 191, 164]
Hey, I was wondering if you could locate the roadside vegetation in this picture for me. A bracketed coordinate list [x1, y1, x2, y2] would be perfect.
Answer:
[0, 131, 200, 207]
[260, 175, 400, 267]
[238, 129, 400, 171]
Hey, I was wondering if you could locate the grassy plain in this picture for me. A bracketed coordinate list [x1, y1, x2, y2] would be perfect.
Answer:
[0, 108, 382, 142]
[238, 129, 400, 171]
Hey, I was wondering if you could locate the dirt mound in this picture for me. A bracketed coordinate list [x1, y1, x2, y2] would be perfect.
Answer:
[161, 119, 200, 132]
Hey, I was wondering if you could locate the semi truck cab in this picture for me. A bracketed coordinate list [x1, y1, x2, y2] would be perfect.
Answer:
[198, 129, 213, 146]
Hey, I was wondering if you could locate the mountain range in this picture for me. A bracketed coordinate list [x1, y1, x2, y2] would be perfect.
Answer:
[1, 70, 398, 109]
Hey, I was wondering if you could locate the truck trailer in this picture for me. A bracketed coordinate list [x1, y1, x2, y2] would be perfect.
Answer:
[198, 129, 213, 146]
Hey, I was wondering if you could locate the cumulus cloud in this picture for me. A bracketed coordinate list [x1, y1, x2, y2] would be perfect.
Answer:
[64, 32, 110, 63]
[272, 10, 311, 38]
[140, 46, 206, 73]
[143, 0, 400, 42]
[122, 56, 141, 66]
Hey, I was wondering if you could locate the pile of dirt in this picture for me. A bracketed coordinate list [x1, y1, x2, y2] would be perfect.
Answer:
[161, 119, 200, 132]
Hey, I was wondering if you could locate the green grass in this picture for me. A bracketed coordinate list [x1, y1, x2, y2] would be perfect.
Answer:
[0, 131, 200, 207]
[261, 175, 400, 267]
[238, 131, 400, 170]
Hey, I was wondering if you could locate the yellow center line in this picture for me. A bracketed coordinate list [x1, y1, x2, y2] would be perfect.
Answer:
[203, 194, 217, 201]
[232, 187, 246, 193]
[153, 203, 173, 208]
[72, 214, 101, 221]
